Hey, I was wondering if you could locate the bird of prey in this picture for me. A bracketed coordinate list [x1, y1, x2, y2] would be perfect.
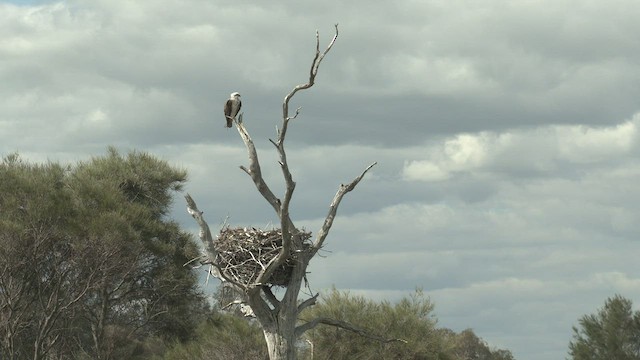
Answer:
[224, 92, 241, 128]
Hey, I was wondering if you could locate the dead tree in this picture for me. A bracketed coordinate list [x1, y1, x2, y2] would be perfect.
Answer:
[186, 25, 397, 360]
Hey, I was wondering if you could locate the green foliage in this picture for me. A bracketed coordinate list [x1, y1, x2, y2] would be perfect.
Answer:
[0, 149, 205, 359]
[301, 288, 514, 360]
[0, 150, 518, 359]
[440, 328, 515, 360]
[302, 288, 450, 360]
[164, 311, 268, 360]
[568, 294, 640, 360]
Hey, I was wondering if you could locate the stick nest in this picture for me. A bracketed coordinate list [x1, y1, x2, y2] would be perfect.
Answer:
[214, 227, 312, 286]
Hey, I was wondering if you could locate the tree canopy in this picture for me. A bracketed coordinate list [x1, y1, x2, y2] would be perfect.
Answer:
[568, 294, 640, 360]
[164, 311, 268, 360]
[301, 288, 514, 360]
[0, 148, 206, 359]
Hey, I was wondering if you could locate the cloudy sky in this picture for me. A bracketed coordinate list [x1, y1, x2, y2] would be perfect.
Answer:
[2, 0, 640, 358]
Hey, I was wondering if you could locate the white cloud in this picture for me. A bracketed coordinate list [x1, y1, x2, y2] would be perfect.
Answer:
[403, 160, 450, 181]
[297, 121, 640, 359]
[3, 1, 640, 359]
[403, 116, 640, 182]
[557, 120, 637, 162]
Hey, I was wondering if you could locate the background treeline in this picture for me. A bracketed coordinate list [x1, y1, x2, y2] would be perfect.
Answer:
[167, 287, 516, 360]
[2, 150, 636, 359]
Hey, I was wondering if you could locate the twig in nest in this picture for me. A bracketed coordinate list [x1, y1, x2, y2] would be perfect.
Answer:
[214, 226, 312, 287]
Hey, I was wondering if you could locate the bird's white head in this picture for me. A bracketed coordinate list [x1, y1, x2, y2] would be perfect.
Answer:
[230, 92, 241, 98]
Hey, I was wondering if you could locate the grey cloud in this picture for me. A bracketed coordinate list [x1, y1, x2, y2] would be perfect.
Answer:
[3, 1, 640, 359]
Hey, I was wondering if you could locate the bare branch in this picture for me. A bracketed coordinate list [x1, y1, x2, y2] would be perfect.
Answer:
[310, 162, 377, 255]
[287, 107, 302, 121]
[185, 194, 248, 288]
[234, 115, 298, 290]
[295, 316, 407, 343]
[247, 287, 275, 323]
[232, 27, 340, 288]
[183, 255, 206, 267]
[252, 231, 290, 287]
[247, 26, 341, 289]
[280, 24, 339, 144]
[222, 300, 256, 318]
[235, 114, 294, 287]
[185, 193, 217, 260]
[262, 286, 281, 310]
[221, 299, 243, 311]
[235, 114, 282, 214]
[208, 25, 383, 358]
[297, 293, 319, 313]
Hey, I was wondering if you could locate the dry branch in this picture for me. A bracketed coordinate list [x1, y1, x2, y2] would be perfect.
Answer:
[297, 293, 320, 313]
[185, 193, 217, 260]
[185, 193, 244, 288]
[236, 116, 282, 216]
[186, 25, 388, 359]
[233, 26, 340, 293]
[295, 317, 407, 344]
[281, 24, 340, 138]
[214, 227, 312, 287]
[310, 162, 377, 256]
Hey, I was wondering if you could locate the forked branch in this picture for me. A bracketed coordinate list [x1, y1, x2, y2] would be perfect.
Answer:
[235, 26, 340, 289]
[235, 115, 282, 215]
[310, 162, 377, 256]
[297, 292, 320, 313]
[295, 317, 407, 344]
[184, 193, 244, 289]
[236, 116, 293, 287]
[185, 193, 217, 260]
[279, 24, 339, 144]
[186, 25, 385, 359]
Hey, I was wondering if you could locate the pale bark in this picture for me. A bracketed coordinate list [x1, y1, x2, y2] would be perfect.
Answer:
[308, 162, 377, 258]
[186, 25, 399, 359]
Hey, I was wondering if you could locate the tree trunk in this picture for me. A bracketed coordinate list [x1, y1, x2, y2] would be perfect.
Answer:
[186, 24, 387, 360]
[253, 261, 307, 360]
[264, 325, 296, 360]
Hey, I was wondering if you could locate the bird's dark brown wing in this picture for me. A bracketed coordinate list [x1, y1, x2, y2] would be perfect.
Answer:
[224, 99, 232, 118]
[224, 99, 233, 127]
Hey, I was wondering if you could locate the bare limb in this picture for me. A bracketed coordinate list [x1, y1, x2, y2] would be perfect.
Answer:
[234, 27, 340, 289]
[249, 25, 340, 289]
[280, 24, 339, 144]
[295, 317, 407, 343]
[234, 115, 296, 289]
[200, 26, 384, 358]
[287, 107, 302, 121]
[234, 115, 297, 285]
[247, 287, 275, 322]
[222, 300, 256, 318]
[185, 193, 246, 288]
[221, 300, 242, 311]
[262, 286, 281, 310]
[183, 255, 206, 267]
[297, 293, 320, 313]
[252, 232, 290, 288]
[235, 115, 282, 214]
[310, 162, 377, 256]
[185, 193, 217, 260]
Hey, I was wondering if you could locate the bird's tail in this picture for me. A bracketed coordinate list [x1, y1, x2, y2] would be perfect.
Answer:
[226, 116, 233, 128]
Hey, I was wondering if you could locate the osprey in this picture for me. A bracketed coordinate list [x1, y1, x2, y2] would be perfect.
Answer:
[223, 92, 241, 128]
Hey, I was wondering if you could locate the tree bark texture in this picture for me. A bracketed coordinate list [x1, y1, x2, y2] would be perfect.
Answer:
[186, 25, 393, 360]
